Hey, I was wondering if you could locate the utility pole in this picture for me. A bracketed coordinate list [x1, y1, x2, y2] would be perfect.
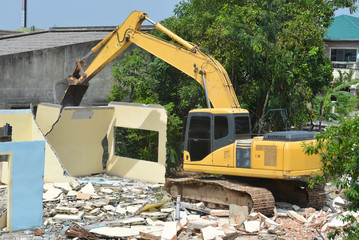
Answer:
[22, 0, 27, 28]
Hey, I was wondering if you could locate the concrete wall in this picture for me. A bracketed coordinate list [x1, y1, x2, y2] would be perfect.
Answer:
[0, 41, 137, 109]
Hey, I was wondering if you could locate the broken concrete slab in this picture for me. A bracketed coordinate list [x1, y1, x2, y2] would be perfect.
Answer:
[53, 211, 84, 221]
[161, 221, 177, 240]
[76, 192, 91, 200]
[43, 187, 63, 201]
[229, 204, 248, 225]
[287, 210, 307, 223]
[80, 182, 96, 194]
[244, 220, 260, 233]
[188, 219, 219, 229]
[201, 226, 225, 240]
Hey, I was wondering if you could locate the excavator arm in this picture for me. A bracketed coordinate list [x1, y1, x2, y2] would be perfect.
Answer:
[54, 11, 240, 109]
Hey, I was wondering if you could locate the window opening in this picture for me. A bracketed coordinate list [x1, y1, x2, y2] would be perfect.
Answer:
[114, 127, 158, 162]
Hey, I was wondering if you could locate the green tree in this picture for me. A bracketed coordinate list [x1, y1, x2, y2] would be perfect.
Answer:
[305, 116, 359, 239]
[155, 0, 357, 131]
[309, 80, 359, 126]
[109, 0, 358, 170]
[109, 49, 205, 171]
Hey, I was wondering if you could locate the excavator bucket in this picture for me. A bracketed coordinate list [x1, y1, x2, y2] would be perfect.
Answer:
[54, 78, 88, 106]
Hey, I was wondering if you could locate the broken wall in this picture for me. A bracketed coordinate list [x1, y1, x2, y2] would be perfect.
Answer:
[0, 109, 69, 183]
[106, 102, 167, 183]
[36, 102, 167, 183]
[36, 104, 114, 177]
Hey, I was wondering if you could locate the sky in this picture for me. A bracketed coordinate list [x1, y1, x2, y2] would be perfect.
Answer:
[0, 0, 181, 31]
[1, 1, 359, 31]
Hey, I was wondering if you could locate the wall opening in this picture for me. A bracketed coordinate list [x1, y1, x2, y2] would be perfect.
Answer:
[114, 127, 159, 162]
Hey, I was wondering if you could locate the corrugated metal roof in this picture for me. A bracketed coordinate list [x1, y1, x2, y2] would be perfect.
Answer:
[326, 15, 359, 40]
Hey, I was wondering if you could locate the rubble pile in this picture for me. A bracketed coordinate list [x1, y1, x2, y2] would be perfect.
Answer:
[0, 174, 356, 239]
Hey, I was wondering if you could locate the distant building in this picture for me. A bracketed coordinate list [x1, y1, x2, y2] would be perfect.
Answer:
[324, 15, 359, 94]
[0, 26, 152, 109]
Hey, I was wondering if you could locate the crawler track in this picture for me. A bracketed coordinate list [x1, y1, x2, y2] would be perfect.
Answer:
[165, 176, 327, 217]
[165, 178, 275, 216]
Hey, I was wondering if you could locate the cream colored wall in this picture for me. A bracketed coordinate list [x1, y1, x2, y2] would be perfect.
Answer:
[0, 110, 32, 184]
[1, 102, 168, 184]
[106, 102, 167, 183]
[35, 103, 62, 134]
[0, 109, 70, 183]
[43, 106, 114, 177]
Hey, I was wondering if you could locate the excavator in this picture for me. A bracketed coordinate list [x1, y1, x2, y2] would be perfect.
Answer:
[54, 11, 326, 216]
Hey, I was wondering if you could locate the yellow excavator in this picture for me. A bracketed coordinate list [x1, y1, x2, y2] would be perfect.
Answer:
[54, 11, 325, 216]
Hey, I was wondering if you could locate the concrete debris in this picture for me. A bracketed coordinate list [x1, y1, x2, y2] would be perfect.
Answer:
[287, 210, 307, 223]
[244, 220, 260, 233]
[80, 182, 96, 195]
[201, 226, 225, 240]
[160, 222, 177, 240]
[0, 173, 355, 239]
[229, 204, 248, 225]
[43, 187, 63, 201]
[187, 219, 219, 229]
[292, 204, 301, 211]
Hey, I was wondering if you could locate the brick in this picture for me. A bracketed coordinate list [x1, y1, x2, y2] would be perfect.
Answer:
[210, 209, 229, 217]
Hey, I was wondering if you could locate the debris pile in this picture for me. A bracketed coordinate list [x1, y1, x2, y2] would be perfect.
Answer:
[0, 174, 356, 239]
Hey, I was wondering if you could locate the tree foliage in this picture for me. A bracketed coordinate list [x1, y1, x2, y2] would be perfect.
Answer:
[305, 116, 359, 239]
[109, 0, 358, 169]
[109, 48, 205, 171]
[156, 0, 354, 131]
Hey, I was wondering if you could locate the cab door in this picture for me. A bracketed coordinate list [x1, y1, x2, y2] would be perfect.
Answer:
[211, 115, 234, 167]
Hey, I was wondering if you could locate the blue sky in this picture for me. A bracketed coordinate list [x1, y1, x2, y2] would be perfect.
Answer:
[0, 1, 358, 31]
[0, 0, 181, 30]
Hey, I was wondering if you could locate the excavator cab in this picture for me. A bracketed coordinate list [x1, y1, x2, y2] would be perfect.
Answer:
[184, 109, 251, 162]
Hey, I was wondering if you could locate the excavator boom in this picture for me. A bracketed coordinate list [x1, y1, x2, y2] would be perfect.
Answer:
[54, 11, 239, 109]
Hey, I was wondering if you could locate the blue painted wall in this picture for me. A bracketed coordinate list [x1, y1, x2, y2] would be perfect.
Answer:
[0, 141, 45, 231]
